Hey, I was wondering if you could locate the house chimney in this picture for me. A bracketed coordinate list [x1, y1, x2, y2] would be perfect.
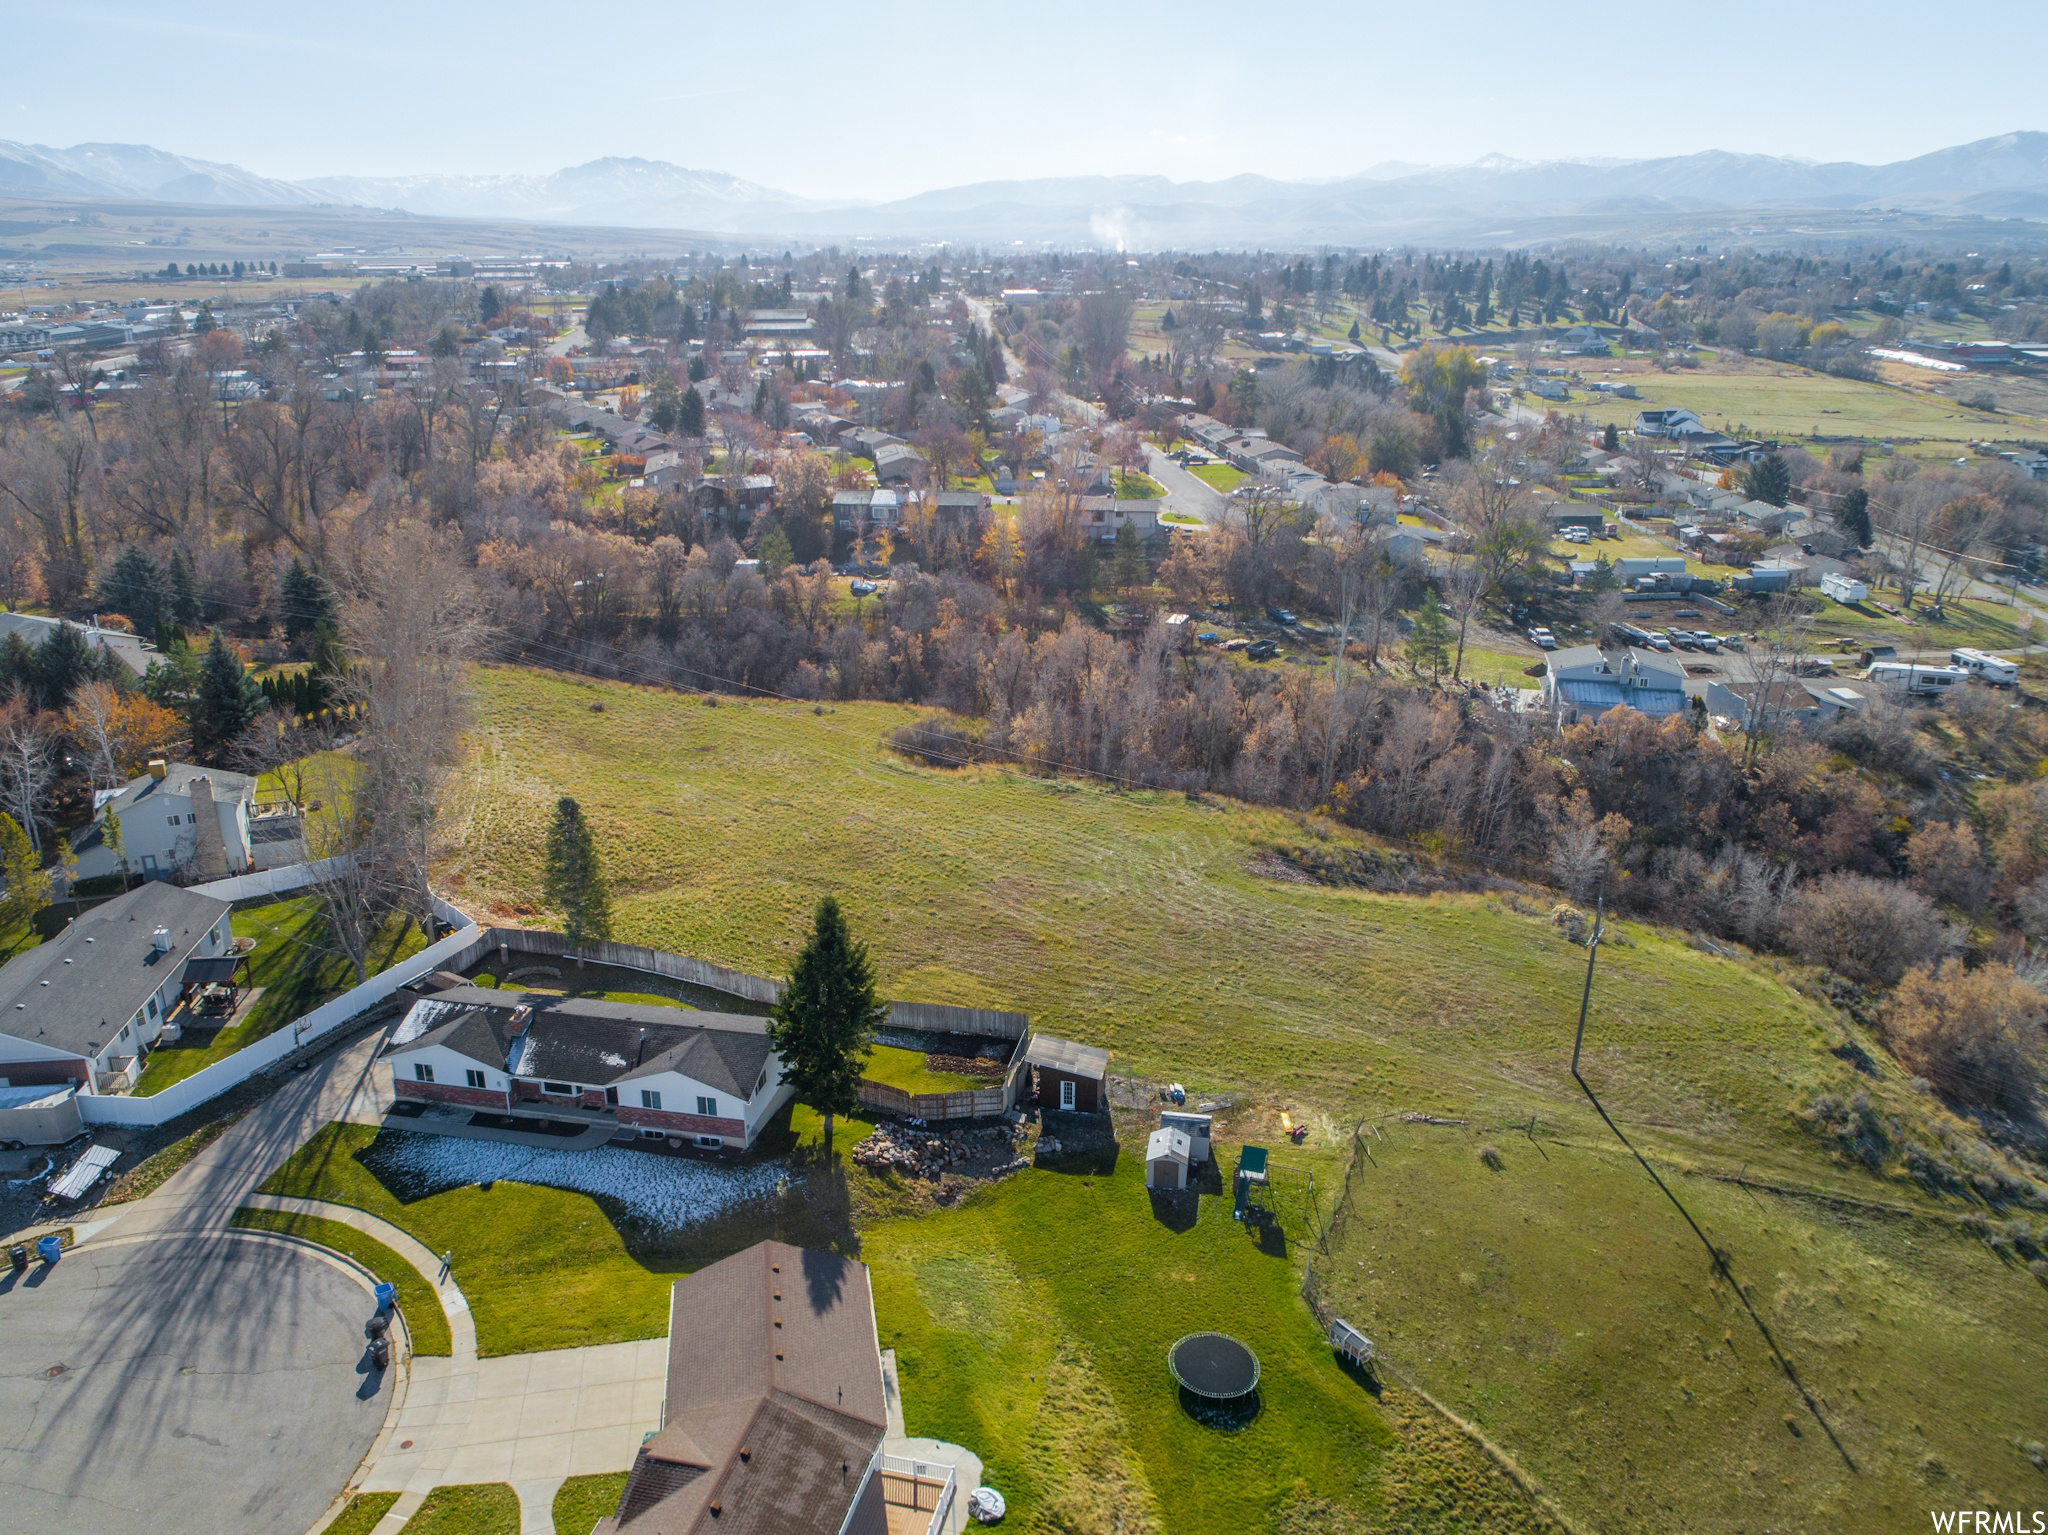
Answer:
[151, 926, 172, 954]
[147, 759, 168, 781]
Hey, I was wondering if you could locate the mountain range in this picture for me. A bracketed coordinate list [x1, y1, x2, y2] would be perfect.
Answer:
[3, 133, 2047, 246]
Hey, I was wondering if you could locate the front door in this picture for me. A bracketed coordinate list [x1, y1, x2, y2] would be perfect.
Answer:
[1059, 1079, 1076, 1112]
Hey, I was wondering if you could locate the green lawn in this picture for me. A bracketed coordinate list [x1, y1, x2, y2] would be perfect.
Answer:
[401, 1484, 519, 1535]
[424, 665, 2048, 1532]
[325, 1493, 400, 1535]
[553, 1474, 629, 1535]
[1114, 471, 1167, 499]
[1796, 593, 2029, 651]
[865, 1137, 1552, 1532]
[255, 1123, 681, 1356]
[229, 1208, 453, 1356]
[135, 897, 428, 1095]
[862, 1043, 987, 1095]
[1190, 463, 1248, 493]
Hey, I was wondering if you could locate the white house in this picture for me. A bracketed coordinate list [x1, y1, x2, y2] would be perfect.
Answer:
[383, 988, 792, 1151]
[0, 882, 234, 1096]
[1633, 408, 1703, 439]
[69, 761, 296, 884]
[1543, 645, 1689, 723]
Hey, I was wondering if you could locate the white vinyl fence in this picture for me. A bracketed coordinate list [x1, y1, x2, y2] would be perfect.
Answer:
[185, 858, 343, 904]
[78, 889, 480, 1129]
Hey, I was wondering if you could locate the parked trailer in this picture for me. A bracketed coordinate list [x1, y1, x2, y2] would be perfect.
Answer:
[1865, 662, 1970, 696]
[1950, 648, 2019, 686]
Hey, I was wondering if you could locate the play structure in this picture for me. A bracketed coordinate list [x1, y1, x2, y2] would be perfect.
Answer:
[1233, 1144, 1270, 1223]
[1168, 1332, 1260, 1404]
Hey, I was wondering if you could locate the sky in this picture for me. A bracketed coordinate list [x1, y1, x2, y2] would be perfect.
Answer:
[7, 0, 2045, 200]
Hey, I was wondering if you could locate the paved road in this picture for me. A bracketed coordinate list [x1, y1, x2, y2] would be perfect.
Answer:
[0, 1233, 384, 1535]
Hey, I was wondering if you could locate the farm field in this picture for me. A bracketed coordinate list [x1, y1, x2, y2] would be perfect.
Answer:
[1570, 360, 2048, 452]
[415, 665, 2048, 1531]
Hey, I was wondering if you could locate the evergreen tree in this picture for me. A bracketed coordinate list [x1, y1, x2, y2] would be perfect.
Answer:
[542, 797, 613, 953]
[1349, 319, 1362, 342]
[1602, 422, 1621, 453]
[1741, 454, 1792, 508]
[190, 630, 262, 762]
[34, 623, 97, 711]
[0, 812, 49, 942]
[279, 556, 337, 641]
[1113, 518, 1146, 591]
[1405, 589, 1453, 681]
[97, 545, 166, 632]
[165, 546, 203, 627]
[680, 385, 705, 434]
[1834, 485, 1873, 547]
[766, 896, 887, 1153]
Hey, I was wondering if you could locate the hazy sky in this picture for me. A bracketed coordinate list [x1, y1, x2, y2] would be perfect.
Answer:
[9, 0, 2043, 199]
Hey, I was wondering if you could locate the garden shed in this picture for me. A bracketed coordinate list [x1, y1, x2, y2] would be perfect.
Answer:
[1157, 1110, 1212, 1163]
[1145, 1125, 1192, 1190]
[1025, 1033, 1110, 1113]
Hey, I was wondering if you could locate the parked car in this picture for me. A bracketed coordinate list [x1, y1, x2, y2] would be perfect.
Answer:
[1246, 639, 1280, 660]
[1266, 607, 1298, 626]
[849, 579, 878, 597]
[1645, 631, 1673, 651]
[1527, 627, 1557, 649]
[1196, 631, 1221, 645]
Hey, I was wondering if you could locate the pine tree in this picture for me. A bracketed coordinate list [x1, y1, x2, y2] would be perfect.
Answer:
[97, 546, 165, 633]
[542, 797, 613, 954]
[165, 547, 202, 627]
[34, 623, 97, 712]
[1834, 486, 1873, 548]
[1113, 518, 1146, 591]
[766, 896, 887, 1154]
[0, 812, 50, 941]
[680, 385, 705, 434]
[1405, 589, 1452, 681]
[1741, 454, 1792, 508]
[190, 631, 261, 762]
[279, 556, 336, 641]
[1603, 422, 1620, 452]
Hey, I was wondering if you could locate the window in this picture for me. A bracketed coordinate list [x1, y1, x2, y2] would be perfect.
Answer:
[166, 815, 181, 826]
[604, 1086, 618, 1106]
[465, 1069, 486, 1089]
[1059, 1078, 1076, 1111]
[414, 1063, 435, 1083]
[641, 1128, 665, 1140]
[696, 1095, 717, 1117]
[697, 1135, 722, 1148]
[640, 1089, 662, 1111]
[543, 1081, 573, 1096]
[147, 996, 159, 1019]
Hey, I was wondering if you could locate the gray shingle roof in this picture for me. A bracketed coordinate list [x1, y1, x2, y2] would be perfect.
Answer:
[0, 883, 231, 1061]
[1023, 1033, 1109, 1079]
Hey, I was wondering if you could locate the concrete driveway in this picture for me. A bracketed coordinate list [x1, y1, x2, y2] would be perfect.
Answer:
[0, 1231, 386, 1535]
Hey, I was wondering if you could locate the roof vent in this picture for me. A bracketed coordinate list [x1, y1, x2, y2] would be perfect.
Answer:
[152, 926, 172, 954]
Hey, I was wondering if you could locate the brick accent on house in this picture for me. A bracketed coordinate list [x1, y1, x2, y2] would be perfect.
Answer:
[0, 1058, 90, 1089]
[514, 1080, 542, 1102]
[395, 1077, 511, 1111]
[580, 1089, 606, 1110]
[615, 1105, 746, 1140]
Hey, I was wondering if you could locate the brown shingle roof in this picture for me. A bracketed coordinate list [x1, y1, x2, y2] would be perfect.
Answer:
[604, 1241, 888, 1535]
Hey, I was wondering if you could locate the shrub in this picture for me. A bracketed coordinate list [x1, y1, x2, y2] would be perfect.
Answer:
[1881, 960, 2045, 1115]
[1789, 874, 1957, 987]
[888, 714, 987, 768]
[1478, 1144, 1503, 1170]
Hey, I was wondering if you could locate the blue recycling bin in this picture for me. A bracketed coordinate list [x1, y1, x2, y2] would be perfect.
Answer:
[373, 1282, 398, 1310]
[36, 1235, 61, 1265]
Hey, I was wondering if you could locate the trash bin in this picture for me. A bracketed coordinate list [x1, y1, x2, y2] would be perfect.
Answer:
[369, 1335, 391, 1370]
[36, 1235, 61, 1265]
[7, 1244, 26, 1274]
[365, 1313, 390, 1340]
[373, 1281, 398, 1311]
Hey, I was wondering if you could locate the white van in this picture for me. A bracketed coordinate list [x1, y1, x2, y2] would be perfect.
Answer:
[1950, 648, 2019, 687]
[1866, 662, 1970, 695]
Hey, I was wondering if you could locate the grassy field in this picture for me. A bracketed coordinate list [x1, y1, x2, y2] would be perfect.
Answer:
[1573, 361, 2047, 449]
[256, 1122, 682, 1357]
[1795, 593, 2031, 652]
[866, 1139, 1555, 1533]
[553, 1474, 629, 1535]
[135, 896, 427, 1095]
[229, 1208, 453, 1356]
[417, 666, 2048, 1530]
[862, 1043, 987, 1095]
[400, 1483, 519, 1535]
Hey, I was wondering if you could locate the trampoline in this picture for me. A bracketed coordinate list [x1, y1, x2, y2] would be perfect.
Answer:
[1168, 1332, 1260, 1402]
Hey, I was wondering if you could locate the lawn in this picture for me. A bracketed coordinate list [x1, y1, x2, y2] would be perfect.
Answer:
[553, 1474, 629, 1535]
[1114, 471, 1166, 499]
[401, 1484, 519, 1535]
[864, 1137, 1554, 1532]
[1793, 593, 2030, 652]
[255, 1122, 682, 1356]
[1190, 463, 1248, 493]
[229, 1208, 453, 1356]
[423, 665, 2048, 1531]
[135, 896, 428, 1096]
[862, 1043, 988, 1095]
[326, 1493, 400, 1535]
